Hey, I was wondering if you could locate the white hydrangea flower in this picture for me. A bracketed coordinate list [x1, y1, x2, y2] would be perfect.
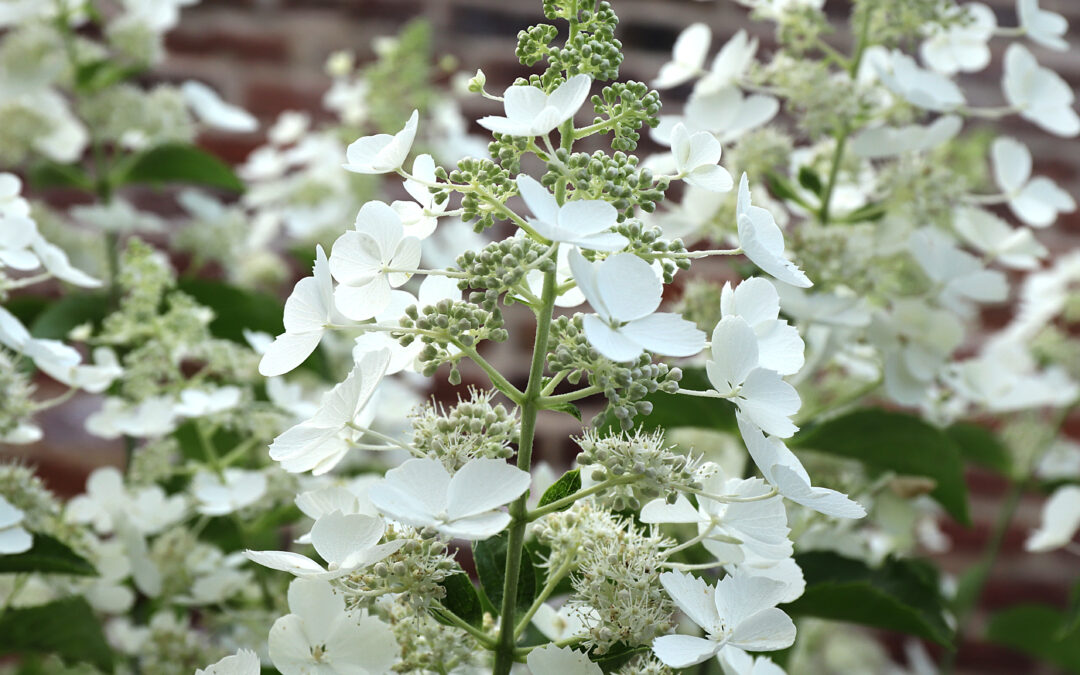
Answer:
[246, 511, 405, 579]
[85, 396, 178, 439]
[67, 467, 187, 536]
[652, 22, 711, 90]
[0, 495, 32, 555]
[516, 174, 627, 251]
[174, 386, 242, 418]
[670, 123, 733, 192]
[269, 578, 398, 675]
[368, 457, 531, 540]
[343, 109, 419, 173]
[651, 570, 796, 668]
[654, 87, 779, 146]
[642, 465, 792, 565]
[706, 316, 801, 438]
[697, 30, 759, 95]
[919, 3, 995, 75]
[259, 245, 343, 377]
[736, 416, 865, 519]
[180, 81, 258, 133]
[329, 201, 422, 321]
[1017, 0, 1069, 51]
[908, 227, 1008, 314]
[850, 115, 962, 159]
[269, 349, 390, 475]
[876, 50, 965, 111]
[870, 301, 964, 406]
[1003, 44, 1080, 137]
[391, 154, 447, 239]
[1025, 485, 1080, 553]
[736, 174, 811, 288]
[526, 645, 601, 675]
[720, 277, 804, 376]
[195, 649, 261, 675]
[568, 248, 705, 362]
[478, 74, 592, 137]
[947, 339, 1078, 413]
[191, 469, 268, 516]
[953, 206, 1046, 270]
[990, 137, 1076, 227]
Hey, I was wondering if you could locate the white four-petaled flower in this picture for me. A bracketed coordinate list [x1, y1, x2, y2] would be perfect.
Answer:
[736, 174, 811, 288]
[568, 248, 705, 362]
[1003, 44, 1080, 137]
[330, 201, 422, 321]
[736, 416, 866, 519]
[670, 123, 733, 193]
[246, 511, 405, 579]
[268, 578, 398, 675]
[269, 349, 390, 475]
[478, 74, 592, 137]
[706, 315, 801, 438]
[343, 109, 419, 173]
[516, 174, 627, 251]
[651, 570, 796, 668]
[990, 136, 1076, 227]
[368, 457, 531, 540]
[259, 245, 343, 377]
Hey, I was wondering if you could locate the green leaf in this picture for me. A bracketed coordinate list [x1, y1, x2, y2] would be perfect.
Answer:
[986, 604, 1080, 671]
[0, 535, 96, 576]
[117, 143, 244, 192]
[1060, 581, 1080, 640]
[945, 422, 1012, 475]
[835, 201, 888, 223]
[764, 171, 812, 209]
[790, 408, 970, 524]
[537, 469, 581, 511]
[74, 59, 142, 93]
[437, 573, 483, 627]
[27, 162, 93, 191]
[548, 401, 582, 421]
[473, 532, 538, 615]
[797, 166, 824, 196]
[0, 597, 114, 672]
[28, 293, 109, 340]
[591, 643, 651, 671]
[176, 279, 283, 342]
[783, 552, 954, 646]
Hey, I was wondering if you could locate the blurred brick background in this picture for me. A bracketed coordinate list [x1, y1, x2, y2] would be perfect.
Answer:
[5, 0, 1080, 672]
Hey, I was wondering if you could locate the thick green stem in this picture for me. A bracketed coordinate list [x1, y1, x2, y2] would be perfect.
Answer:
[492, 266, 558, 674]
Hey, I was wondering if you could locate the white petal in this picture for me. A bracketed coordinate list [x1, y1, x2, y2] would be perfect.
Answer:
[621, 313, 705, 357]
[517, 174, 560, 225]
[685, 165, 734, 193]
[310, 511, 385, 565]
[773, 464, 866, 519]
[526, 645, 602, 675]
[438, 511, 512, 540]
[582, 314, 644, 362]
[559, 199, 619, 237]
[727, 607, 797, 652]
[596, 253, 662, 322]
[736, 369, 801, 438]
[547, 74, 592, 125]
[660, 570, 721, 633]
[244, 550, 325, 576]
[651, 634, 720, 669]
[991, 137, 1031, 193]
[707, 316, 759, 391]
[1026, 485, 1080, 552]
[446, 458, 532, 521]
[181, 81, 258, 133]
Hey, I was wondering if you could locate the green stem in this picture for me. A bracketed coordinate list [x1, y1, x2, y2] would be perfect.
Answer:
[492, 265, 558, 675]
[514, 551, 578, 638]
[540, 384, 602, 408]
[432, 604, 497, 648]
[457, 343, 525, 404]
[818, 4, 873, 226]
[525, 476, 635, 521]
